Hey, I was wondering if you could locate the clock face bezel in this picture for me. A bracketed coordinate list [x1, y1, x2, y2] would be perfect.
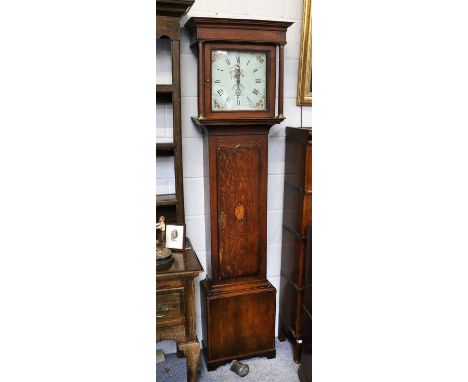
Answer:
[203, 43, 277, 120]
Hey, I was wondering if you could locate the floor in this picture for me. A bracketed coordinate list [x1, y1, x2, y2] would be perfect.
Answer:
[156, 339, 300, 382]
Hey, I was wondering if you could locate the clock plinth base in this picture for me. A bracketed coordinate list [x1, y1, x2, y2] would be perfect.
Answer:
[201, 343, 276, 372]
[200, 278, 277, 371]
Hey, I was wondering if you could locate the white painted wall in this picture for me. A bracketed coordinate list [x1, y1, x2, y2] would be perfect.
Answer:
[157, 0, 312, 353]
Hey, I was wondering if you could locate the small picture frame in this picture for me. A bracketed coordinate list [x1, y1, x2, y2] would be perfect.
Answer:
[165, 224, 185, 251]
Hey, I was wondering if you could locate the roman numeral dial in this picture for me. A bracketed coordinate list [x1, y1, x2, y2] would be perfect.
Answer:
[211, 50, 267, 111]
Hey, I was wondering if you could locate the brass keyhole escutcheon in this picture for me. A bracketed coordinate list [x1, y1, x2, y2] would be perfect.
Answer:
[220, 211, 225, 225]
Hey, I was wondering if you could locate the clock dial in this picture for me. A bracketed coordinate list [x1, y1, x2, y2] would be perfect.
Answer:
[211, 50, 267, 111]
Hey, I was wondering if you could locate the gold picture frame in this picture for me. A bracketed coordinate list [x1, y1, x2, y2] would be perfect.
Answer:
[297, 0, 312, 106]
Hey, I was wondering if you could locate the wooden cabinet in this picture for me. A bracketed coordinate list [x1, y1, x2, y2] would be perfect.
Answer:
[156, 241, 203, 382]
[298, 225, 312, 382]
[278, 126, 312, 363]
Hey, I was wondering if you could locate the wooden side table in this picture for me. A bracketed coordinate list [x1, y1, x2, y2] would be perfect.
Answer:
[157, 239, 203, 382]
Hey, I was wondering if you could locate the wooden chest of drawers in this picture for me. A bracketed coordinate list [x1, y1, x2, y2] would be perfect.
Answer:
[278, 126, 312, 363]
[156, 241, 203, 382]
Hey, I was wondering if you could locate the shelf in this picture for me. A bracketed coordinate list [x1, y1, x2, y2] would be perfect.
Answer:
[156, 142, 175, 150]
[156, 84, 174, 93]
[156, 142, 175, 156]
[156, 88, 173, 104]
[156, 5, 185, 224]
[157, 194, 178, 207]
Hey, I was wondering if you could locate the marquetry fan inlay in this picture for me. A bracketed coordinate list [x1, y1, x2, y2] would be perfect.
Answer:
[234, 203, 246, 221]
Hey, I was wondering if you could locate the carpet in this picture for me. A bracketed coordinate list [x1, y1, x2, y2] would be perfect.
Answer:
[156, 339, 300, 382]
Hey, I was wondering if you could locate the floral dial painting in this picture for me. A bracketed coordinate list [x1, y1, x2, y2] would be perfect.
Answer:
[211, 50, 267, 111]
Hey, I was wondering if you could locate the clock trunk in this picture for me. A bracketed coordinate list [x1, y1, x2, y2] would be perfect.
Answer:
[209, 133, 267, 283]
[199, 124, 276, 370]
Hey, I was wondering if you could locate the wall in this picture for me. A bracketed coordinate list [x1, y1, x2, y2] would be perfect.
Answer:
[157, 0, 312, 353]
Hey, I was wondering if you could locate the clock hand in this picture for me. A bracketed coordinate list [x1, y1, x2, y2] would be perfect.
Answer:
[233, 64, 244, 96]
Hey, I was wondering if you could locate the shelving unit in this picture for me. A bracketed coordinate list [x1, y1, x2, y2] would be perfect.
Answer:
[156, 0, 194, 224]
[156, 142, 175, 156]
[156, 6, 203, 381]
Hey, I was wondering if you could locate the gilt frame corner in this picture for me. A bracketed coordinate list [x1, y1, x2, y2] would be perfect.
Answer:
[297, 0, 312, 106]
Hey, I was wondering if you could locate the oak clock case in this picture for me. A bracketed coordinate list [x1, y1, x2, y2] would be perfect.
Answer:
[184, 17, 292, 371]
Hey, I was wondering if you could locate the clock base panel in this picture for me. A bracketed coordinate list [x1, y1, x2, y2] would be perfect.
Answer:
[200, 278, 277, 371]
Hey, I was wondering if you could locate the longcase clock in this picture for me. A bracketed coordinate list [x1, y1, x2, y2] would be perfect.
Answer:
[184, 17, 292, 370]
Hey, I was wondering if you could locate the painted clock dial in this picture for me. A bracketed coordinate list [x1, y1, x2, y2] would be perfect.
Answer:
[211, 50, 267, 111]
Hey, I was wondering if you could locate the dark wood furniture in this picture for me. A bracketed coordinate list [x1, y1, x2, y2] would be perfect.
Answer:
[278, 126, 312, 363]
[156, 0, 195, 224]
[156, 239, 203, 382]
[298, 225, 312, 382]
[184, 17, 292, 371]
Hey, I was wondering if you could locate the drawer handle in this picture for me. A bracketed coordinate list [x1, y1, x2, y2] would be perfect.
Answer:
[156, 304, 169, 318]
